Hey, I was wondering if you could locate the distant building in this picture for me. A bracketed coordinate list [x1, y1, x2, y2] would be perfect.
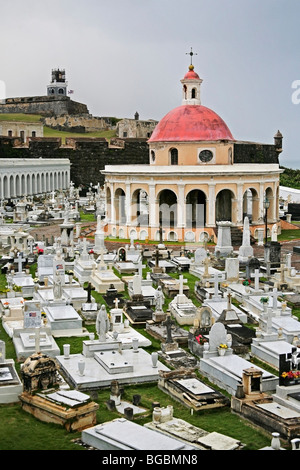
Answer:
[0, 69, 88, 116]
[0, 158, 70, 199]
[0, 121, 44, 142]
[116, 113, 158, 139]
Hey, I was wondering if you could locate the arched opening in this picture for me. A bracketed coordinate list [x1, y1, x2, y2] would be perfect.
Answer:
[159, 189, 177, 228]
[243, 188, 259, 223]
[169, 148, 178, 165]
[191, 87, 196, 99]
[215, 189, 234, 222]
[132, 189, 149, 226]
[32, 174, 36, 195]
[9, 175, 14, 198]
[265, 187, 274, 223]
[26, 174, 31, 195]
[186, 189, 206, 228]
[15, 175, 21, 197]
[21, 174, 25, 195]
[114, 188, 126, 224]
[3, 176, 8, 198]
[36, 173, 40, 194]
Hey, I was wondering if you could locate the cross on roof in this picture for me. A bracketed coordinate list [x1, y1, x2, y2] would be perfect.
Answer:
[186, 47, 197, 65]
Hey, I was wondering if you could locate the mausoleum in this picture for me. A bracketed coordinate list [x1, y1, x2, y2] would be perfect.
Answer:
[102, 57, 283, 243]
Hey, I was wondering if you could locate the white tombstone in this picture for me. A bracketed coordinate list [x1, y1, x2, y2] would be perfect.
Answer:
[194, 248, 207, 266]
[238, 217, 254, 261]
[225, 258, 240, 282]
[215, 222, 233, 257]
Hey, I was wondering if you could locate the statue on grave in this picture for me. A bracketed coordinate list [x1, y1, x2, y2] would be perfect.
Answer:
[96, 305, 110, 342]
[53, 272, 63, 300]
[154, 286, 165, 312]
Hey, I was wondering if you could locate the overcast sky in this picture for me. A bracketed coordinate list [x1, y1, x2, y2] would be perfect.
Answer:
[1, 0, 299, 168]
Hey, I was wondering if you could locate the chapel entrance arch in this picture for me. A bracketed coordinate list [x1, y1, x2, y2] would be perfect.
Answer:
[186, 189, 206, 228]
[243, 188, 259, 223]
[114, 188, 126, 224]
[132, 189, 149, 226]
[215, 189, 234, 222]
[158, 189, 177, 228]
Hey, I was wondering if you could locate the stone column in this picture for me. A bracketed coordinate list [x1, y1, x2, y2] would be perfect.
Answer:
[177, 183, 185, 228]
[148, 183, 157, 228]
[206, 183, 216, 227]
[259, 182, 265, 222]
[125, 181, 131, 226]
[110, 183, 116, 225]
[236, 183, 244, 225]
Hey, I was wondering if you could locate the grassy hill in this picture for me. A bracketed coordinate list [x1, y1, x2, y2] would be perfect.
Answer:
[0, 113, 43, 122]
[280, 166, 300, 189]
[0, 113, 117, 143]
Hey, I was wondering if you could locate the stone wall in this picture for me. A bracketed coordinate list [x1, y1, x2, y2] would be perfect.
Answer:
[0, 96, 89, 116]
[43, 114, 111, 133]
[234, 142, 279, 164]
[0, 137, 149, 188]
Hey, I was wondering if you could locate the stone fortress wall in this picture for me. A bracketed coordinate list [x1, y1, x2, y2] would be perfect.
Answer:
[0, 137, 150, 189]
[0, 136, 279, 190]
[0, 95, 89, 116]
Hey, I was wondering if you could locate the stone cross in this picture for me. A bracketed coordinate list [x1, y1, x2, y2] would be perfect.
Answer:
[15, 251, 25, 273]
[212, 273, 221, 299]
[85, 282, 92, 303]
[251, 269, 263, 291]
[203, 256, 210, 278]
[179, 275, 187, 295]
[277, 264, 289, 283]
[226, 290, 232, 310]
[163, 314, 174, 343]
[272, 287, 279, 311]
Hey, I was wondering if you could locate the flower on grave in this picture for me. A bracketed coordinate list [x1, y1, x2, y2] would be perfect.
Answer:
[66, 270, 74, 275]
[218, 343, 228, 349]
[195, 334, 207, 345]
[33, 278, 39, 283]
[281, 370, 300, 379]
[260, 297, 269, 304]
[3, 302, 9, 306]
[41, 311, 47, 318]
[243, 279, 251, 286]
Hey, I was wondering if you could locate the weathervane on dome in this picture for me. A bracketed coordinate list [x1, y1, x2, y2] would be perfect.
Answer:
[186, 47, 197, 66]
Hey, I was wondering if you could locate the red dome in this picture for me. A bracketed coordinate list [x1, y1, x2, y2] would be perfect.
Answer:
[183, 69, 200, 80]
[148, 105, 234, 142]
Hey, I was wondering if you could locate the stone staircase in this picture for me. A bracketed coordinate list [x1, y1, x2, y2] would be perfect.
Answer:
[214, 225, 256, 247]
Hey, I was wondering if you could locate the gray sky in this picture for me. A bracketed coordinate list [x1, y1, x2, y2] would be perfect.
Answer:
[1, 0, 300, 168]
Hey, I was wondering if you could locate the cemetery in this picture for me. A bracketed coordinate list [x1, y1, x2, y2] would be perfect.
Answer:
[0, 106, 299, 450]
[1, 191, 300, 452]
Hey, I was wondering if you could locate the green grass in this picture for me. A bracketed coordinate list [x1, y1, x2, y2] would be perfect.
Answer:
[44, 126, 116, 143]
[278, 229, 300, 241]
[0, 113, 43, 122]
